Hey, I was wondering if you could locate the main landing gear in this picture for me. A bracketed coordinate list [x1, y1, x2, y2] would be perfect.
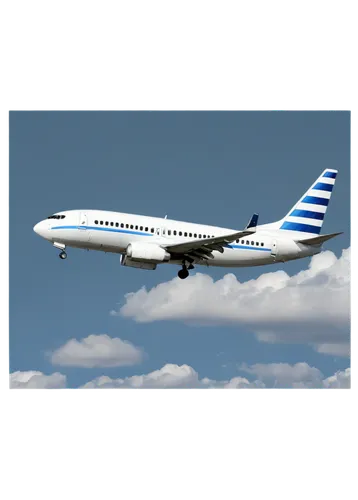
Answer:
[59, 251, 67, 260]
[177, 262, 194, 280]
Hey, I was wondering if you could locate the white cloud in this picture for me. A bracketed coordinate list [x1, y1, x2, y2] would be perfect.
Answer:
[10, 364, 350, 389]
[50, 334, 144, 368]
[323, 367, 351, 388]
[240, 362, 324, 388]
[80, 363, 350, 389]
[314, 343, 350, 357]
[10, 371, 66, 389]
[114, 248, 350, 355]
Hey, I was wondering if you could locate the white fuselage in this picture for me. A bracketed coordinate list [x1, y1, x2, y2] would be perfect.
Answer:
[33, 209, 320, 269]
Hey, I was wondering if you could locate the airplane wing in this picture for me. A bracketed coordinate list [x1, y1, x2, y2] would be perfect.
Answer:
[164, 214, 259, 261]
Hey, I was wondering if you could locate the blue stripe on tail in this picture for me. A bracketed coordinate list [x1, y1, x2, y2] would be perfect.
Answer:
[312, 182, 334, 192]
[323, 171, 337, 179]
[302, 196, 329, 206]
[280, 222, 321, 234]
[289, 209, 324, 220]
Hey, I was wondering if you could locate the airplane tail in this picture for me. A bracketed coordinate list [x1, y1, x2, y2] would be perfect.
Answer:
[262, 168, 338, 237]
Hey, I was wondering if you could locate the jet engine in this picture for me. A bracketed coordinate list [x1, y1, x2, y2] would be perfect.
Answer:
[126, 242, 171, 263]
[121, 255, 157, 270]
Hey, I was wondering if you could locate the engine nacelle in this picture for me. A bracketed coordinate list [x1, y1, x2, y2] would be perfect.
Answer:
[121, 255, 157, 270]
[126, 242, 170, 263]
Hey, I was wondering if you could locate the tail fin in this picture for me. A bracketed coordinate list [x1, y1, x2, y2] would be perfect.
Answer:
[265, 169, 338, 236]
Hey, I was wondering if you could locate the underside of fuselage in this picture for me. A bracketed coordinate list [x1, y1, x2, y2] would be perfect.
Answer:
[48, 232, 284, 269]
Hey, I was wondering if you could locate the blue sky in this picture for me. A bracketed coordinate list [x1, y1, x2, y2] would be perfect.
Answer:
[9, 111, 350, 387]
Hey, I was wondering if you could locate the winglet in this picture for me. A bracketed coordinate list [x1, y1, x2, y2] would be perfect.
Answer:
[245, 213, 259, 230]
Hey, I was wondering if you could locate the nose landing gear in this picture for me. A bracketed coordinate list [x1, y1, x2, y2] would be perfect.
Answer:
[53, 242, 67, 260]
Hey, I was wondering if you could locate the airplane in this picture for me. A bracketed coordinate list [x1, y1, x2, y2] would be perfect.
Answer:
[33, 169, 342, 279]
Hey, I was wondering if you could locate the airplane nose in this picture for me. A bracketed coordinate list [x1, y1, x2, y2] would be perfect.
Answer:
[33, 220, 48, 238]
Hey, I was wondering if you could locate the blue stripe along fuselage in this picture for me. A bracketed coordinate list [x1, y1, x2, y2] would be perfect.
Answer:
[289, 209, 324, 220]
[52, 225, 154, 237]
[51, 226, 272, 251]
[228, 244, 271, 252]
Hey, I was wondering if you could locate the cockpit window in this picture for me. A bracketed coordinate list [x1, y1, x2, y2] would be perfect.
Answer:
[47, 215, 66, 219]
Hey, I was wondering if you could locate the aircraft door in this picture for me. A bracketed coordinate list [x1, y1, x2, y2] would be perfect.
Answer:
[271, 239, 277, 259]
[78, 212, 88, 230]
[76, 212, 90, 242]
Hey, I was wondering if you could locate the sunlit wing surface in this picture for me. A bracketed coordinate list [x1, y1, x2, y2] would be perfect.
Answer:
[164, 228, 256, 260]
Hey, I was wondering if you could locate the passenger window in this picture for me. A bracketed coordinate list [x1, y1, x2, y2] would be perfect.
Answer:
[203, 234, 206, 239]
[173, 230, 177, 235]
[140, 226, 143, 231]
[110, 222, 114, 227]
[184, 232, 188, 237]
[241, 240, 244, 244]
[100, 221, 103, 225]
[261, 242, 264, 246]
[246, 240, 249, 245]
[251, 241, 254, 245]
[95, 220, 98, 224]
[115, 223, 119, 227]
[130, 225, 134, 229]
[120, 223, 124, 228]
[145, 227, 148, 232]
[194, 233, 197, 238]
[125, 224, 128, 228]
[151, 228, 154, 233]
[179, 231, 182, 236]
[135, 225, 138, 230]
[189, 233, 192, 237]
[168, 230, 171, 235]
[256, 242, 259, 246]
[199, 234, 202, 238]
[105, 221, 109, 226]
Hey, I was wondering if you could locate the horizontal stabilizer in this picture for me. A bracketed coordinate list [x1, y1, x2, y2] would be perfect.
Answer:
[245, 213, 259, 229]
[297, 232, 343, 246]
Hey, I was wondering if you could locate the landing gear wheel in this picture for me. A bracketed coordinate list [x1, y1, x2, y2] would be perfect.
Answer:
[178, 268, 189, 280]
[59, 251, 67, 260]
